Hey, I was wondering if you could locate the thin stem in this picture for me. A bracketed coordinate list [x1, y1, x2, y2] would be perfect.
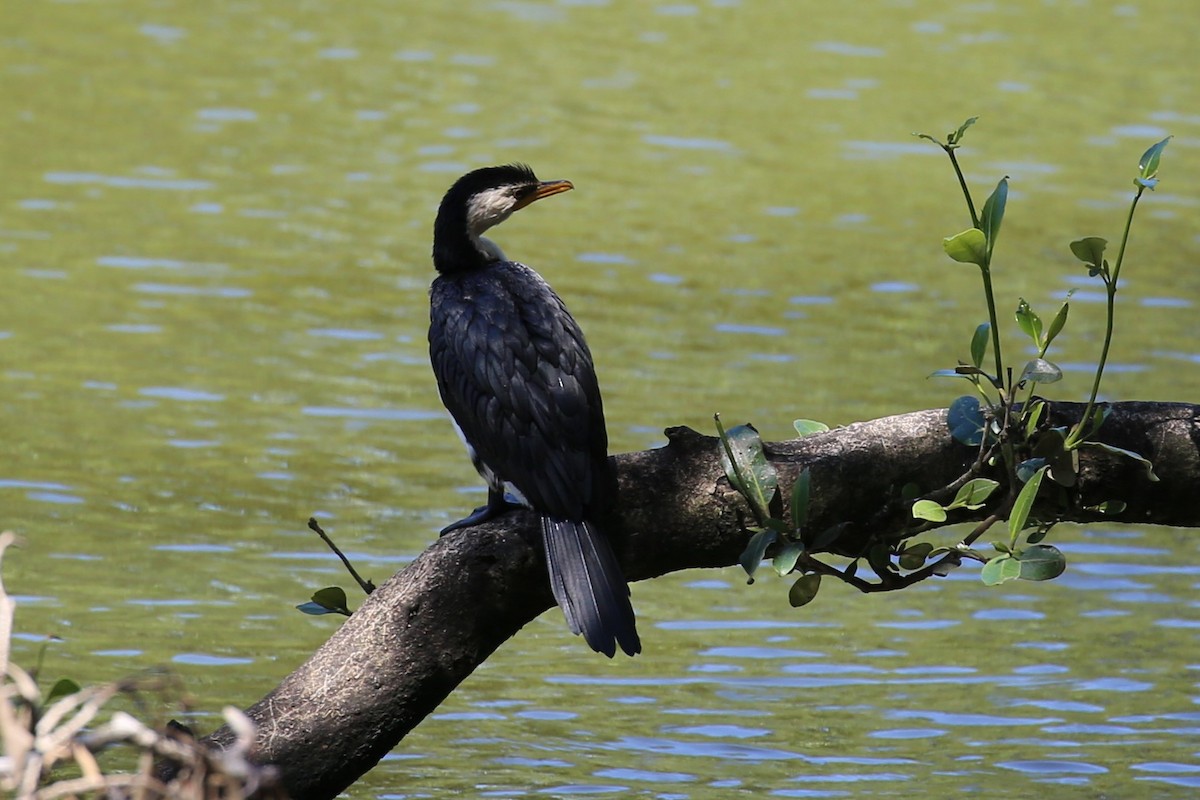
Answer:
[944, 145, 1003, 387]
[979, 267, 1005, 388]
[1070, 185, 1145, 446]
[308, 518, 376, 595]
[946, 147, 979, 228]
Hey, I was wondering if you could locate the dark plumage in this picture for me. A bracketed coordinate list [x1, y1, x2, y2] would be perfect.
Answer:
[428, 164, 641, 657]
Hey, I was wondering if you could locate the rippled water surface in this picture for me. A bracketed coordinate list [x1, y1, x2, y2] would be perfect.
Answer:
[3, 0, 1199, 797]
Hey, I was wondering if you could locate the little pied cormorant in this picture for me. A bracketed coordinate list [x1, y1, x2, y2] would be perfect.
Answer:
[427, 163, 641, 658]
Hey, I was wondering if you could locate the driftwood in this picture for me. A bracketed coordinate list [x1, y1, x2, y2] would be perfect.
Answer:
[176, 400, 1198, 799]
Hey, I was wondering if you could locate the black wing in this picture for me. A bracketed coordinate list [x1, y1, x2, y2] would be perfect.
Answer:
[429, 261, 609, 520]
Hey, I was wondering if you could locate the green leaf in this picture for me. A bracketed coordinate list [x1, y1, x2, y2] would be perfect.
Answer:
[45, 678, 82, 704]
[866, 543, 895, 578]
[1019, 358, 1063, 385]
[1023, 400, 1046, 439]
[790, 468, 811, 531]
[717, 421, 779, 522]
[788, 573, 822, 607]
[793, 419, 830, 438]
[912, 499, 948, 522]
[739, 528, 778, 583]
[970, 323, 990, 369]
[1008, 465, 1048, 546]
[1015, 298, 1043, 348]
[980, 177, 1009, 258]
[948, 395, 986, 446]
[1033, 427, 1066, 459]
[1048, 447, 1079, 488]
[1086, 499, 1126, 515]
[948, 116, 978, 146]
[1069, 237, 1107, 272]
[943, 227, 988, 267]
[1044, 297, 1070, 351]
[1016, 457, 1047, 483]
[773, 539, 804, 576]
[948, 478, 1000, 510]
[980, 554, 1022, 586]
[1015, 544, 1066, 581]
[296, 602, 340, 616]
[299, 586, 351, 616]
[1137, 136, 1171, 184]
[899, 542, 934, 571]
[930, 368, 974, 380]
[1079, 442, 1159, 482]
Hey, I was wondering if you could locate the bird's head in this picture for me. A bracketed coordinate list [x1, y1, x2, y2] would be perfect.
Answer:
[433, 164, 573, 271]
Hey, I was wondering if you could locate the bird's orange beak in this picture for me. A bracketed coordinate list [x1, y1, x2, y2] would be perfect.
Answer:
[514, 179, 574, 211]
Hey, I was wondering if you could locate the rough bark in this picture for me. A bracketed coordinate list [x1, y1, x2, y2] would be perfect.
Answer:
[187, 400, 1199, 799]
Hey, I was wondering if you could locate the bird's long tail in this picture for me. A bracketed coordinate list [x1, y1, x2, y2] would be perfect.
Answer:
[542, 518, 641, 657]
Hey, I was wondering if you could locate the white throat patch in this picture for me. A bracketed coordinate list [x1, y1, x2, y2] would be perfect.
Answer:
[465, 187, 520, 260]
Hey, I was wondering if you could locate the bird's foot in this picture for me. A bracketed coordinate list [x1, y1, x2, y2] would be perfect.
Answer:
[439, 493, 522, 537]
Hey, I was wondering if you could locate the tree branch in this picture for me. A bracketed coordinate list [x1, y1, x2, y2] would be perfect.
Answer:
[173, 400, 1200, 799]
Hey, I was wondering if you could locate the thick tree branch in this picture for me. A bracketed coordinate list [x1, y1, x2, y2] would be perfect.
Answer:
[182, 400, 1199, 799]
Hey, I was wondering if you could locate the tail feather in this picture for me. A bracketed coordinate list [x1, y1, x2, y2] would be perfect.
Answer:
[542, 518, 641, 657]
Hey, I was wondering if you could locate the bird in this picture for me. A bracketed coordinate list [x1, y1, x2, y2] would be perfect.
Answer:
[427, 163, 641, 658]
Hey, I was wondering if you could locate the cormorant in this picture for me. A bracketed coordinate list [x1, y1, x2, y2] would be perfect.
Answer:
[427, 163, 641, 658]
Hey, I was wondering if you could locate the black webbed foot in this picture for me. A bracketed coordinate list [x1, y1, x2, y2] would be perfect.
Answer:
[439, 489, 522, 537]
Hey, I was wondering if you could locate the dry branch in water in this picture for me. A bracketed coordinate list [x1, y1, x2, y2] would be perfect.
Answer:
[0, 532, 288, 800]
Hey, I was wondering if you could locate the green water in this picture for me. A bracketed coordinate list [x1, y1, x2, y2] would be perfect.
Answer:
[3, 0, 1199, 796]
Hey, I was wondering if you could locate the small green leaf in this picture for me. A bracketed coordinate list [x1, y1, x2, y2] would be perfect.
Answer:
[793, 419, 830, 438]
[46, 678, 82, 704]
[788, 573, 822, 607]
[1033, 428, 1066, 459]
[1015, 298, 1043, 348]
[980, 554, 1021, 586]
[1048, 448, 1079, 488]
[300, 586, 351, 616]
[717, 420, 780, 523]
[739, 528, 778, 583]
[1008, 465, 1049, 546]
[1015, 544, 1066, 581]
[1044, 297, 1071, 351]
[948, 395, 986, 446]
[1079, 442, 1159, 482]
[1024, 400, 1046, 439]
[1069, 237, 1107, 272]
[899, 542, 934, 571]
[948, 478, 1000, 510]
[866, 543, 895, 578]
[948, 116, 979, 146]
[943, 227, 988, 267]
[912, 499, 948, 522]
[980, 177, 1009, 258]
[1020, 358, 1063, 385]
[1016, 457, 1047, 483]
[790, 468, 811, 531]
[1086, 499, 1126, 515]
[1137, 136, 1171, 183]
[297, 602, 340, 616]
[773, 539, 804, 576]
[970, 323, 990, 369]
[930, 368, 975, 380]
